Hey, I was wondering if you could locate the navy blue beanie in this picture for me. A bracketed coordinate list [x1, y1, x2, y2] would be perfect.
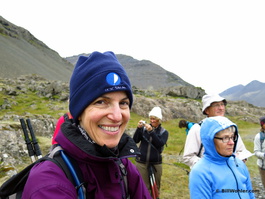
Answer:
[69, 51, 133, 123]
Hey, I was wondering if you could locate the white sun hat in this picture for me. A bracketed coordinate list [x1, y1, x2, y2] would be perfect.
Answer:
[202, 94, 227, 115]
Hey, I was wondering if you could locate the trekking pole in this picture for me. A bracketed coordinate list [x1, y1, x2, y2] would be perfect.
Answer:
[149, 165, 156, 199]
[146, 136, 155, 198]
[146, 136, 159, 199]
[179, 145, 184, 155]
[149, 165, 159, 199]
[26, 119, 42, 159]
[20, 118, 36, 163]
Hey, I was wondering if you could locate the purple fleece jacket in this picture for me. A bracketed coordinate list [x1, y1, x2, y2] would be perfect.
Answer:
[22, 121, 151, 199]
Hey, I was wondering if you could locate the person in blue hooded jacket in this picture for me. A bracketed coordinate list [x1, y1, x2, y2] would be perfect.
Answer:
[189, 116, 255, 199]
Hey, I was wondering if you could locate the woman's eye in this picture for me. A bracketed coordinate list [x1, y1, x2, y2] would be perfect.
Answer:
[95, 100, 106, 105]
[120, 100, 130, 107]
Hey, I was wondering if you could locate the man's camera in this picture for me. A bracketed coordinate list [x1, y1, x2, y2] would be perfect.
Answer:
[141, 121, 146, 125]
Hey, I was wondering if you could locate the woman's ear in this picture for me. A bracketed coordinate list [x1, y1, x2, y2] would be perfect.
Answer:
[204, 108, 209, 115]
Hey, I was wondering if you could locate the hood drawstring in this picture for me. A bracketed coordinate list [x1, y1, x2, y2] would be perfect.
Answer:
[232, 154, 238, 167]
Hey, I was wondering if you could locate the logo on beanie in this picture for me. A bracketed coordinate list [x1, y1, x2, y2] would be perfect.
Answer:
[106, 72, 121, 86]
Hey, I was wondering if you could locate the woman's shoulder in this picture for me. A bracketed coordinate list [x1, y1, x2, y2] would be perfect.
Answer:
[31, 159, 64, 172]
[23, 160, 76, 198]
[190, 159, 211, 175]
[28, 160, 72, 184]
[254, 132, 261, 139]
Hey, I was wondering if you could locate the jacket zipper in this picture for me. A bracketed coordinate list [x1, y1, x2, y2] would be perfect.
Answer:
[226, 160, 241, 199]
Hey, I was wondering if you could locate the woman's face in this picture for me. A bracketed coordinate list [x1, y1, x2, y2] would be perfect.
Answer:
[214, 130, 235, 157]
[79, 91, 130, 148]
[149, 117, 160, 128]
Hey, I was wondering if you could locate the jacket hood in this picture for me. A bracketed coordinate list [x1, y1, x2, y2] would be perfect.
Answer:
[200, 116, 238, 162]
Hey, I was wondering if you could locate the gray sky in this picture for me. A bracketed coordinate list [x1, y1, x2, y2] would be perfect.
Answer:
[1, 0, 264, 94]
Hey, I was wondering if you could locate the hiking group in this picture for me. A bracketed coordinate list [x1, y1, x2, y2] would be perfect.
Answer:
[0, 51, 264, 199]
[181, 93, 264, 199]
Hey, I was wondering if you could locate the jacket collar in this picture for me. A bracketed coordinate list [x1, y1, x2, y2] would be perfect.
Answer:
[57, 120, 140, 161]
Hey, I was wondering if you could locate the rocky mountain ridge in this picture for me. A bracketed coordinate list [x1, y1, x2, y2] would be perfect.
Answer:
[66, 53, 194, 90]
[220, 80, 265, 107]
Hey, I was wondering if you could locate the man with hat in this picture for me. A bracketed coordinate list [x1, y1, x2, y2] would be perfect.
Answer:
[183, 94, 248, 168]
[254, 116, 265, 188]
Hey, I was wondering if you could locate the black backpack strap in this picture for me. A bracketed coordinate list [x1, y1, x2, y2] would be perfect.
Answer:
[159, 127, 167, 147]
[196, 121, 204, 157]
[0, 146, 86, 199]
[48, 146, 76, 186]
[0, 156, 49, 199]
[159, 127, 165, 136]
[49, 146, 86, 198]
[197, 144, 203, 157]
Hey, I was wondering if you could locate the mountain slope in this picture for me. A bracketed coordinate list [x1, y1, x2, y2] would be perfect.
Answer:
[0, 15, 195, 90]
[66, 54, 193, 89]
[220, 80, 265, 107]
[0, 16, 73, 82]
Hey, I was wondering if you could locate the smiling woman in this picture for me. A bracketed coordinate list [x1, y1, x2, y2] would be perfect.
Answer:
[21, 51, 152, 199]
[79, 91, 130, 148]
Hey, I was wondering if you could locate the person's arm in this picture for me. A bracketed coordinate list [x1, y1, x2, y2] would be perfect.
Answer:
[246, 171, 256, 199]
[183, 124, 202, 168]
[133, 127, 144, 143]
[254, 133, 265, 159]
[189, 168, 212, 199]
[241, 162, 256, 199]
[150, 128, 168, 148]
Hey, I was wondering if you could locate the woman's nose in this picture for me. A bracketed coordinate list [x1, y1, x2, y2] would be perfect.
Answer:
[107, 104, 122, 122]
[227, 138, 234, 144]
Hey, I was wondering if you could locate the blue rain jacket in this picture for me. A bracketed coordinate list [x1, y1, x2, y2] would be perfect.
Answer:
[189, 116, 255, 199]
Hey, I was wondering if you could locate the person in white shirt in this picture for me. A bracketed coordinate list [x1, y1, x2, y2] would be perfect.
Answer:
[183, 94, 248, 168]
[253, 116, 265, 189]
